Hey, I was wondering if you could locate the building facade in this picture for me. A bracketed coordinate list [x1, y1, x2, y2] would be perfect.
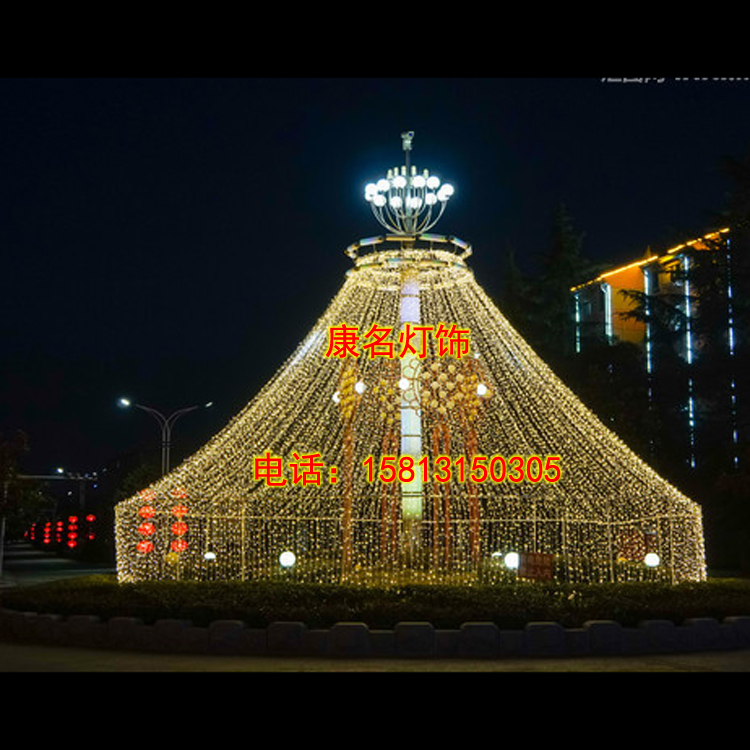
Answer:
[571, 228, 740, 471]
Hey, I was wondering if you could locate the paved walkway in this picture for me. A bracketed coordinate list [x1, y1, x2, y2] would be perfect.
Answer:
[3, 639, 750, 671]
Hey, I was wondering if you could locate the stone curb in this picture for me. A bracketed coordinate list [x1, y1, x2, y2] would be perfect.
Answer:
[2, 608, 750, 658]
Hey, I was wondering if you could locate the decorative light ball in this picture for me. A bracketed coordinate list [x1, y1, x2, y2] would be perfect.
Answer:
[398, 377, 409, 390]
[644, 552, 660, 567]
[279, 550, 296, 568]
[425, 193, 437, 205]
[392, 175, 406, 189]
[412, 175, 426, 188]
[426, 175, 440, 189]
[438, 184, 454, 201]
[354, 380, 366, 395]
[376, 178, 390, 192]
[504, 551, 520, 570]
[477, 383, 488, 396]
[204, 551, 217, 561]
[389, 196, 403, 209]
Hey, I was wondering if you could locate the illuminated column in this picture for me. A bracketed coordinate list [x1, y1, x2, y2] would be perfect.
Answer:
[399, 271, 423, 560]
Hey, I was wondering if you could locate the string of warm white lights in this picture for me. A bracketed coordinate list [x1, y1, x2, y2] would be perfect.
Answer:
[115, 135, 706, 586]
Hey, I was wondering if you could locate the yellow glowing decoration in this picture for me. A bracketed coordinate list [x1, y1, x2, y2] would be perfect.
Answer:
[115, 137, 706, 587]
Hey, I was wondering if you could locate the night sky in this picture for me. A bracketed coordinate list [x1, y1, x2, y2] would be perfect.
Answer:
[3, 77, 750, 477]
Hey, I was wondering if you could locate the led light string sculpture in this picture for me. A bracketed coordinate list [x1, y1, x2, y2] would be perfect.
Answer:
[115, 133, 707, 586]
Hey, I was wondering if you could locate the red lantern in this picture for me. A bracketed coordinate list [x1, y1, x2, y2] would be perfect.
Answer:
[138, 522, 155, 536]
[170, 539, 188, 552]
[171, 521, 188, 536]
[171, 504, 188, 519]
[139, 505, 156, 519]
[137, 540, 154, 554]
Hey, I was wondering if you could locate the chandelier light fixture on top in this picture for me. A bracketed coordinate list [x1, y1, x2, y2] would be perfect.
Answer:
[364, 131, 454, 235]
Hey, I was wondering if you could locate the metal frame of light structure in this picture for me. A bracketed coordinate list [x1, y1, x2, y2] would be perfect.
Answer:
[364, 131, 454, 236]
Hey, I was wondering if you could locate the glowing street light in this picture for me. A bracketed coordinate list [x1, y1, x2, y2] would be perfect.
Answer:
[118, 397, 213, 475]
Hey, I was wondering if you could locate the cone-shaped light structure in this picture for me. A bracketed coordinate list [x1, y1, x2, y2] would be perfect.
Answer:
[115, 133, 706, 585]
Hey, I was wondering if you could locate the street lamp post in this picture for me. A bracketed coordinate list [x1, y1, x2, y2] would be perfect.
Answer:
[118, 398, 213, 475]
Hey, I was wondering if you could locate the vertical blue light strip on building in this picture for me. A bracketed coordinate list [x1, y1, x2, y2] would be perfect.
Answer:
[682, 254, 696, 469]
[726, 237, 740, 468]
[601, 282, 613, 343]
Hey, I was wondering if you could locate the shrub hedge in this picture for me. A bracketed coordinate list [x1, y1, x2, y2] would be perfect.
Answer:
[3, 576, 750, 631]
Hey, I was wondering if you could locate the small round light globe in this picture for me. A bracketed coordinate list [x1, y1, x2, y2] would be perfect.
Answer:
[644, 552, 660, 568]
[504, 551, 520, 570]
[438, 184, 454, 201]
[279, 551, 296, 568]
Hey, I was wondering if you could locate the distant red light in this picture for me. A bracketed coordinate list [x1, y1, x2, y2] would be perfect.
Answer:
[139, 505, 156, 519]
[137, 540, 154, 553]
[170, 539, 188, 552]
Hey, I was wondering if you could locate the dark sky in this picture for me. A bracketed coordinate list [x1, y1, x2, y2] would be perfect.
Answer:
[3, 77, 750, 476]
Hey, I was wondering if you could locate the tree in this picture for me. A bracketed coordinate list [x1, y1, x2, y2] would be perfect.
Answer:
[499, 244, 533, 338]
[525, 204, 597, 367]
